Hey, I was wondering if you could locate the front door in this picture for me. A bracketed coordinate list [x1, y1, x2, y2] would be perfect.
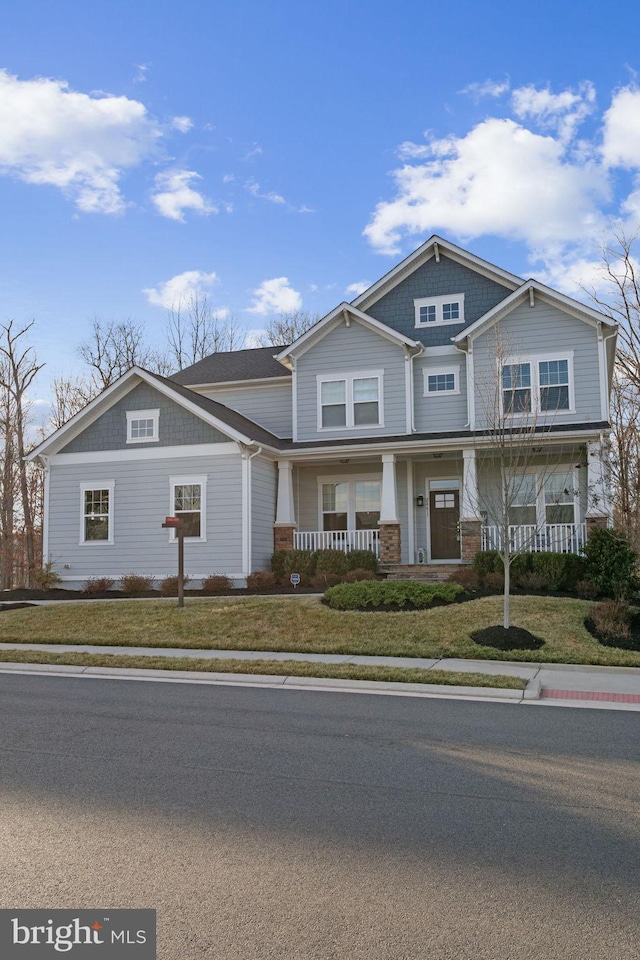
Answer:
[429, 489, 461, 560]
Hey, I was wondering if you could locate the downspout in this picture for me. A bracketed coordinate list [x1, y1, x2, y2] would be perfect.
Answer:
[39, 454, 50, 568]
[454, 339, 471, 429]
[240, 444, 263, 578]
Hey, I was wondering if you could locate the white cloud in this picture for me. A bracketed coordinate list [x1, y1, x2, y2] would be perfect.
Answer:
[171, 116, 193, 133]
[143, 270, 218, 309]
[248, 277, 302, 315]
[245, 179, 286, 204]
[601, 86, 640, 168]
[244, 327, 267, 348]
[133, 63, 150, 83]
[345, 280, 371, 296]
[511, 81, 595, 140]
[0, 68, 162, 214]
[222, 173, 235, 183]
[460, 78, 510, 101]
[151, 169, 216, 221]
[241, 144, 262, 161]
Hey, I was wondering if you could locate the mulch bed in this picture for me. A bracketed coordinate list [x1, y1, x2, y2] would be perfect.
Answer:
[0, 602, 37, 613]
[471, 625, 545, 651]
[0, 586, 322, 602]
[584, 615, 640, 651]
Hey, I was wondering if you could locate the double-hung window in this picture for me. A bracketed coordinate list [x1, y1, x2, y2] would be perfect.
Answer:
[321, 479, 381, 530]
[318, 372, 382, 429]
[80, 481, 114, 544]
[544, 472, 575, 524]
[505, 471, 576, 527]
[538, 360, 570, 412]
[126, 409, 160, 443]
[414, 294, 465, 327]
[502, 363, 532, 414]
[169, 476, 207, 540]
[501, 355, 573, 416]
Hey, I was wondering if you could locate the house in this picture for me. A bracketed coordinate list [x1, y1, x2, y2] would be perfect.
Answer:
[29, 236, 617, 588]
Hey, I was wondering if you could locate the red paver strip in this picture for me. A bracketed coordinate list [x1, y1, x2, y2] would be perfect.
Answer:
[542, 689, 640, 703]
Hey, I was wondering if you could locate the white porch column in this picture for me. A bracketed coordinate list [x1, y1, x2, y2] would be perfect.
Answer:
[380, 454, 399, 523]
[585, 439, 610, 520]
[275, 460, 296, 525]
[461, 448, 480, 519]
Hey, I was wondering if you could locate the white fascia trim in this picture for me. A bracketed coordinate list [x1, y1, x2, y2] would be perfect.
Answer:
[79, 480, 115, 547]
[276, 303, 422, 362]
[169, 474, 208, 543]
[423, 364, 462, 397]
[452, 281, 617, 344]
[352, 236, 523, 311]
[47, 442, 237, 465]
[187, 376, 291, 390]
[126, 408, 160, 443]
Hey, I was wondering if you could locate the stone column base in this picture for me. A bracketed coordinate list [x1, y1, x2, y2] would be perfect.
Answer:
[273, 524, 296, 552]
[586, 516, 609, 538]
[460, 519, 482, 563]
[379, 522, 401, 563]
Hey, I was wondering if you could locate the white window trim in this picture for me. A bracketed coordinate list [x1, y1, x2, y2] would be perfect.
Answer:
[126, 409, 160, 444]
[317, 474, 381, 529]
[502, 467, 580, 527]
[316, 371, 384, 431]
[414, 293, 465, 328]
[423, 365, 461, 397]
[169, 474, 207, 543]
[79, 480, 115, 546]
[500, 352, 575, 418]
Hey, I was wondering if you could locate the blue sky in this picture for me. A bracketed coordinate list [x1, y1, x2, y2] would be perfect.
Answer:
[2, 0, 640, 405]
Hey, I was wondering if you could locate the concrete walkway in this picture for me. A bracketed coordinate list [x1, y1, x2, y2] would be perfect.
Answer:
[1, 641, 639, 709]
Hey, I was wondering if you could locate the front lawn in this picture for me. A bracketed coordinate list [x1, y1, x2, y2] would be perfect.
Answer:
[1, 595, 640, 666]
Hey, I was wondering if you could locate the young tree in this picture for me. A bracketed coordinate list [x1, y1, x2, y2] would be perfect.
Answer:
[254, 311, 318, 347]
[165, 293, 246, 370]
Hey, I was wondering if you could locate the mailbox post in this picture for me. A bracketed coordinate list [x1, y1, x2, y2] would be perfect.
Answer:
[162, 516, 187, 608]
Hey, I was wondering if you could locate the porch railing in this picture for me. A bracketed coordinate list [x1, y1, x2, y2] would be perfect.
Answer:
[294, 529, 380, 557]
[481, 523, 587, 555]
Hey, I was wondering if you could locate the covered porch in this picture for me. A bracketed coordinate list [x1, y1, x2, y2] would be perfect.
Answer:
[272, 438, 610, 565]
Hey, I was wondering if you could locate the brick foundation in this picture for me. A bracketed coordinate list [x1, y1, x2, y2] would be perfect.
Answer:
[379, 522, 401, 564]
[460, 519, 482, 563]
[586, 515, 609, 538]
[273, 524, 296, 552]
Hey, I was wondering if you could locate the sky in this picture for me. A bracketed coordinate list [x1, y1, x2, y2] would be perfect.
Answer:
[2, 0, 640, 413]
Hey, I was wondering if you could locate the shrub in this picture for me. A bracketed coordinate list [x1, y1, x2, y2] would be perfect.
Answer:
[310, 572, 343, 590]
[582, 528, 639, 599]
[315, 549, 349, 575]
[484, 571, 505, 592]
[514, 572, 547, 592]
[589, 600, 632, 642]
[575, 579, 600, 599]
[344, 568, 377, 582]
[119, 573, 155, 594]
[159, 575, 191, 596]
[324, 580, 463, 611]
[473, 551, 502, 578]
[201, 574, 232, 594]
[447, 566, 480, 590]
[31, 562, 61, 590]
[270, 550, 317, 580]
[82, 577, 115, 595]
[245, 571, 277, 591]
[346, 549, 378, 573]
[529, 553, 567, 592]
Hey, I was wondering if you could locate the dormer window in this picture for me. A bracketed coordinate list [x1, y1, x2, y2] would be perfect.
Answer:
[414, 294, 465, 327]
[126, 409, 160, 443]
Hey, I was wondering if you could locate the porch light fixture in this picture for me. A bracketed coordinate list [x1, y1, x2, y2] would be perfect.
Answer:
[432, 452, 443, 459]
[339, 458, 350, 463]
[416, 495, 424, 508]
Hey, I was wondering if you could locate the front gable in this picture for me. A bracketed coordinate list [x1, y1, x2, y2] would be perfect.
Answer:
[59, 381, 232, 453]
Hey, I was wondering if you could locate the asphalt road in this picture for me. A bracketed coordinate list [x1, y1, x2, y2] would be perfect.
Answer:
[0, 675, 638, 960]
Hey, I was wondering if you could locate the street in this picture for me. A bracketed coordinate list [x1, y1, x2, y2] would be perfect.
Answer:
[0, 674, 638, 959]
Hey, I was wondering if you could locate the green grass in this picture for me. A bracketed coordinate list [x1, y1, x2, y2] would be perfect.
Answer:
[0, 649, 525, 689]
[1, 594, 640, 666]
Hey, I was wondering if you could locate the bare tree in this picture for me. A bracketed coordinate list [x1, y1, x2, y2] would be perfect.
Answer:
[608, 371, 640, 549]
[0, 320, 45, 584]
[255, 311, 318, 347]
[78, 317, 169, 388]
[165, 294, 246, 370]
[48, 373, 95, 430]
[0, 374, 17, 589]
[471, 326, 581, 629]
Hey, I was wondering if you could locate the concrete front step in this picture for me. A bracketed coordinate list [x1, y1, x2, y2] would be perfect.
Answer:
[381, 563, 464, 582]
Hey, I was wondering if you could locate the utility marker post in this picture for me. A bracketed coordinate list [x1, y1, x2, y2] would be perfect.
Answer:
[162, 517, 187, 608]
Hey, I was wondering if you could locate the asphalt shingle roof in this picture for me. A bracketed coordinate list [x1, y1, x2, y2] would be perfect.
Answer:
[170, 346, 291, 385]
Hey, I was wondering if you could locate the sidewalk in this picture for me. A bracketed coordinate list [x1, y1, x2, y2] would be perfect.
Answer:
[1, 641, 640, 709]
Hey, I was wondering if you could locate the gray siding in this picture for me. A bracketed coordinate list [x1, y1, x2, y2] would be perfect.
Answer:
[414, 355, 468, 432]
[366, 254, 512, 347]
[47, 452, 243, 581]
[61, 382, 230, 453]
[251, 456, 277, 570]
[472, 301, 602, 429]
[196, 382, 292, 438]
[296, 319, 407, 441]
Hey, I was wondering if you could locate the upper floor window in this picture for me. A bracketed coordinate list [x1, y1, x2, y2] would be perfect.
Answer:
[126, 409, 160, 443]
[414, 294, 465, 327]
[317, 372, 383, 430]
[80, 481, 114, 544]
[424, 365, 460, 396]
[501, 355, 573, 416]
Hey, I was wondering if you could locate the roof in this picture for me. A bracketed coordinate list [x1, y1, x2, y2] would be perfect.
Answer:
[170, 346, 291, 386]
